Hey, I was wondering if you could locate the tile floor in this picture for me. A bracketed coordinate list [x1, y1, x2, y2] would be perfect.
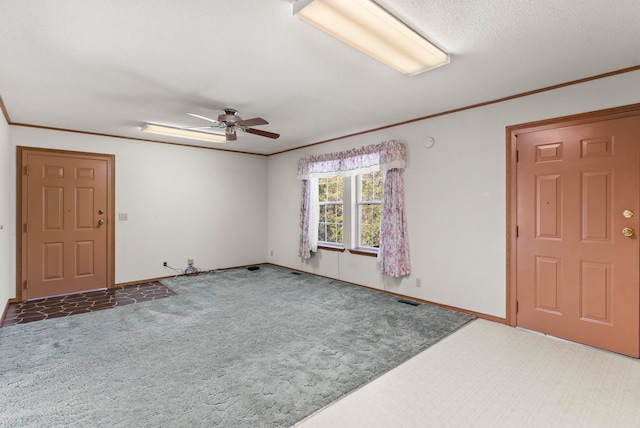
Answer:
[1, 282, 176, 327]
[296, 319, 640, 428]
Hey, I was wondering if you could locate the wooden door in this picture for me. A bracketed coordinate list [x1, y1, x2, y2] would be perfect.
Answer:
[516, 115, 640, 357]
[22, 150, 112, 299]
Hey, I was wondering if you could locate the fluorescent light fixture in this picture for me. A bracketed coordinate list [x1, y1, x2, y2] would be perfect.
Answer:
[141, 123, 226, 143]
[293, 0, 449, 76]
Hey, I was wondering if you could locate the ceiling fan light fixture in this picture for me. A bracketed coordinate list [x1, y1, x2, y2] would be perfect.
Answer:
[141, 123, 226, 143]
[293, 0, 449, 76]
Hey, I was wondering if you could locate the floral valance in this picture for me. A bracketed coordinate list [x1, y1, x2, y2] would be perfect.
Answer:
[297, 140, 406, 180]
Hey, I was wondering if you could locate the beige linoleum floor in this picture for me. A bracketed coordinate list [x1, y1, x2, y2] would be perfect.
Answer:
[296, 319, 640, 428]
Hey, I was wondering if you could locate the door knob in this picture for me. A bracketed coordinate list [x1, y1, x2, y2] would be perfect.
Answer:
[98, 219, 105, 226]
[622, 227, 634, 237]
[98, 209, 105, 215]
[623, 209, 634, 218]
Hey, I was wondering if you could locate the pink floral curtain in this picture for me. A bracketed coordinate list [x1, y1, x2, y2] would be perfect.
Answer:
[297, 140, 406, 180]
[378, 168, 410, 277]
[297, 140, 410, 277]
[298, 179, 312, 259]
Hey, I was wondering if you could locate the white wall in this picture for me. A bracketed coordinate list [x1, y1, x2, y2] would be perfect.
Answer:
[267, 70, 640, 319]
[0, 112, 12, 316]
[7, 127, 268, 289]
[3, 70, 640, 318]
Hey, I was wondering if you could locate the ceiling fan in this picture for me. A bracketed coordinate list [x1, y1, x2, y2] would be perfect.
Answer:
[187, 108, 280, 141]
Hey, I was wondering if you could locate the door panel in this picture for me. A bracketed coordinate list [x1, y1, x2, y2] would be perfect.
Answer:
[582, 172, 610, 240]
[76, 240, 95, 276]
[580, 261, 611, 324]
[26, 153, 109, 299]
[535, 256, 560, 313]
[517, 116, 640, 357]
[536, 174, 561, 238]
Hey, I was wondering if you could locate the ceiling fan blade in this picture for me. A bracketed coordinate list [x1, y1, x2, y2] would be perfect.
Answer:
[237, 117, 268, 127]
[245, 128, 280, 139]
[187, 112, 219, 124]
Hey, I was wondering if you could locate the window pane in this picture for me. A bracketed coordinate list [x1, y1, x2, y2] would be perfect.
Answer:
[360, 174, 369, 201]
[328, 181, 337, 201]
[371, 205, 380, 247]
[372, 204, 381, 223]
[362, 204, 369, 219]
[326, 176, 342, 202]
[373, 172, 383, 200]
[359, 203, 381, 248]
[326, 203, 334, 216]
[360, 205, 370, 227]
[361, 225, 373, 248]
[359, 171, 382, 202]
[318, 178, 328, 202]
[318, 225, 326, 242]
[319, 205, 326, 222]
[327, 224, 337, 243]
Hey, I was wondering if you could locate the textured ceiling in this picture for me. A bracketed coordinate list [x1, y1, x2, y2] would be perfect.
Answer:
[1, 0, 639, 155]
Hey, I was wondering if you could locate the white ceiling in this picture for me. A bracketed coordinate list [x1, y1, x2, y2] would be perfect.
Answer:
[1, 0, 639, 155]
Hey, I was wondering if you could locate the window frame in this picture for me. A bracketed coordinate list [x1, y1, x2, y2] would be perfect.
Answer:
[317, 175, 344, 247]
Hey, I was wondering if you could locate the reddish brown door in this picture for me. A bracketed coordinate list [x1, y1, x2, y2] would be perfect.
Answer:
[516, 115, 640, 357]
[24, 152, 110, 299]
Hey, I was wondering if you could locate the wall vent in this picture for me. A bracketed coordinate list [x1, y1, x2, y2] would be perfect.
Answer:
[397, 298, 420, 306]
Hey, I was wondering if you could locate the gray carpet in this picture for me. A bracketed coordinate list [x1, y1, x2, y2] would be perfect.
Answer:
[0, 265, 475, 427]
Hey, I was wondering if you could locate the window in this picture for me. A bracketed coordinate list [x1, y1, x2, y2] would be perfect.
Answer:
[318, 176, 343, 245]
[357, 171, 382, 248]
[298, 140, 409, 276]
[316, 172, 382, 250]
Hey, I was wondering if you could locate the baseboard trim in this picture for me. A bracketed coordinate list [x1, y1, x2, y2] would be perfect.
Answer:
[114, 263, 268, 288]
[267, 263, 506, 324]
[2, 263, 505, 326]
[115, 276, 178, 288]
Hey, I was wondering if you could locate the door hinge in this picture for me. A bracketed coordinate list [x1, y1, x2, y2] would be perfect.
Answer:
[24, 165, 29, 175]
[516, 226, 519, 237]
[24, 280, 28, 289]
[516, 300, 519, 313]
[516, 151, 519, 162]
[24, 223, 28, 233]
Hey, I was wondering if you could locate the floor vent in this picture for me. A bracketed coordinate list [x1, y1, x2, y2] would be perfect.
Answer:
[397, 298, 420, 306]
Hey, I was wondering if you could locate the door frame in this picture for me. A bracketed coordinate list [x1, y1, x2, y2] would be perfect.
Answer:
[506, 103, 640, 326]
[16, 147, 115, 301]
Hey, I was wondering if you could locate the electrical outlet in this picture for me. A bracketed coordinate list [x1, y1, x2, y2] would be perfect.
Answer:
[119, 213, 128, 221]
[163, 262, 167, 267]
[270, 250, 274, 256]
[416, 278, 422, 288]
[188, 258, 194, 266]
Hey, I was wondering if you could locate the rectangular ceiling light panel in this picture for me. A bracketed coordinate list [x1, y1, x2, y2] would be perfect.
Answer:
[141, 123, 226, 143]
[294, 0, 449, 76]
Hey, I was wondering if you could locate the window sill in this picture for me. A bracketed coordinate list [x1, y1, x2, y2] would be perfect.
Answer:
[348, 248, 379, 257]
[318, 244, 346, 252]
